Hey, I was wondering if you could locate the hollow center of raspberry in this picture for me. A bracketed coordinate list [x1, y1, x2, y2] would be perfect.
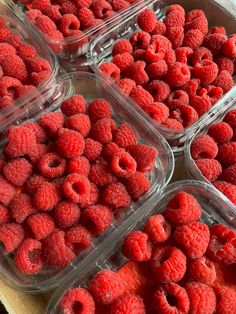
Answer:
[118, 159, 129, 170]
[84, 217, 96, 233]
[29, 249, 41, 264]
[48, 159, 61, 168]
[166, 294, 178, 307]
[72, 182, 86, 195]
[158, 252, 171, 265]
[72, 301, 83, 313]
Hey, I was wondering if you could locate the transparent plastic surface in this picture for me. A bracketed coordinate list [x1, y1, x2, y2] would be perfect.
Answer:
[185, 100, 236, 210]
[46, 179, 236, 313]
[89, 0, 236, 155]
[0, 0, 59, 127]
[0, 71, 174, 293]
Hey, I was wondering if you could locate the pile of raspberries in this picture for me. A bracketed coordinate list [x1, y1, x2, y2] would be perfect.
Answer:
[0, 16, 52, 110]
[59, 191, 236, 314]
[191, 108, 236, 205]
[99, 4, 236, 131]
[21, 0, 140, 54]
[0, 94, 157, 275]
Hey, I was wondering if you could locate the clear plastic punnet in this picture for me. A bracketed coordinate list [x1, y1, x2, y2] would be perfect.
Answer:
[46, 179, 236, 314]
[89, 0, 236, 156]
[0, 71, 174, 293]
[185, 100, 236, 210]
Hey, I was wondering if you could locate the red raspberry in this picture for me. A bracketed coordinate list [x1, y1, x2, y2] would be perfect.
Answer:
[60, 14, 80, 37]
[213, 70, 234, 93]
[185, 9, 205, 23]
[224, 109, 236, 128]
[143, 102, 169, 124]
[190, 94, 212, 116]
[0, 223, 24, 253]
[175, 47, 193, 64]
[183, 29, 204, 50]
[116, 78, 136, 95]
[129, 60, 149, 86]
[130, 31, 151, 50]
[10, 193, 36, 224]
[223, 164, 236, 185]
[209, 26, 226, 35]
[166, 90, 189, 109]
[191, 135, 219, 160]
[145, 42, 167, 64]
[199, 85, 223, 105]
[78, 183, 99, 209]
[1, 54, 28, 82]
[137, 8, 157, 33]
[84, 138, 103, 162]
[0, 28, 11, 42]
[63, 174, 90, 204]
[32, 0, 51, 11]
[81, 204, 113, 235]
[39, 112, 64, 137]
[185, 282, 216, 314]
[188, 256, 216, 285]
[147, 80, 170, 102]
[128, 143, 158, 173]
[35, 15, 56, 34]
[144, 214, 171, 244]
[191, 47, 213, 66]
[0, 76, 22, 98]
[57, 130, 85, 159]
[54, 201, 80, 229]
[0, 204, 10, 226]
[207, 224, 236, 264]
[17, 44, 37, 62]
[193, 60, 218, 85]
[166, 4, 185, 15]
[214, 181, 236, 205]
[164, 11, 185, 28]
[129, 85, 154, 109]
[66, 113, 91, 137]
[99, 62, 120, 82]
[165, 191, 201, 226]
[24, 122, 46, 144]
[31, 69, 51, 86]
[165, 26, 184, 49]
[26, 213, 55, 240]
[112, 39, 133, 56]
[171, 105, 199, 128]
[150, 245, 186, 282]
[90, 118, 116, 144]
[223, 38, 236, 58]
[162, 118, 184, 131]
[154, 283, 190, 314]
[146, 60, 168, 79]
[34, 182, 60, 211]
[113, 124, 137, 148]
[43, 5, 62, 23]
[0, 43, 16, 64]
[151, 20, 166, 36]
[26, 9, 42, 23]
[110, 293, 145, 314]
[110, 151, 137, 178]
[217, 142, 236, 166]
[67, 156, 90, 177]
[91, 0, 112, 19]
[88, 98, 112, 122]
[102, 142, 124, 161]
[181, 79, 199, 96]
[216, 57, 234, 75]
[208, 122, 233, 144]
[166, 62, 191, 87]
[89, 158, 117, 187]
[61, 95, 87, 117]
[164, 48, 176, 67]
[0, 176, 15, 206]
[60, 288, 95, 314]
[185, 15, 208, 35]
[27, 143, 49, 165]
[195, 158, 222, 182]
[77, 7, 94, 29]
[38, 153, 67, 179]
[103, 182, 131, 209]
[90, 270, 125, 305]
[27, 55, 51, 73]
[203, 33, 227, 56]
[111, 0, 129, 12]
[3, 158, 32, 187]
[42, 231, 75, 269]
[214, 285, 236, 314]
[125, 172, 150, 199]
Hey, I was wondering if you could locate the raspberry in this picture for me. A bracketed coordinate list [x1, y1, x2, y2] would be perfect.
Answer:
[113, 124, 137, 149]
[185, 14, 208, 35]
[27, 55, 51, 73]
[164, 48, 176, 67]
[15, 85, 38, 99]
[170, 105, 199, 128]
[26, 143, 49, 164]
[65, 225, 91, 255]
[217, 142, 236, 166]
[214, 285, 236, 314]
[0, 76, 22, 98]
[26, 9, 42, 23]
[166, 90, 189, 109]
[223, 38, 236, 58]
[216, 57, 234, 75]
[147, 80, 170, 102]
[61, 0, 80, 16]
[3, 158, 32, 187]
[125, 172, 150, 199]
[102, 142, 124, 161]
[146, 60, 168, 79]
[60, 14, 80, 37]
[90, 118, 116, 144]
[195, 158, 222, 182]
[57, 130, 85, 159]
[63, 174, 90, 204]
[111, 0, 129, 12]
[1, 55, 28, 82]
[200, 85, 223, 105]
[193, 59, 218, 85]
[191, 47, 213, 66]
[0, 28, 11, 42]
[208, 122, 233, 144]
[61, 95, 87, 117]
[203, 33, 227, 56]
[66, 113, 91, 137]
[143, 102, 169, 124]
[185, 9, 205, 23]
[166, 62, 191, 87]
[32, 0, 51, 11]
[214, 181, 236, 205]
[128, 144, 158, 173]
[116, 78, 136, 95]
[110, 293, 145, 314]
[0, 223, 24, 253]
[207, 224, 236, 264]
[165, 191, 202, 226]
[145, 42, 166, 63]
[223, 164, 236, 185]
[35, 15, 57, 35]
[34, 182, 60, 211]
[84, 138, 103, 162]
[88, 98, 112, 122]
[17, 44, 37, 62]
[89, 158, 117, 187]
[132, 49, 145, 61]
[54, 201, 80, 229]
[0, 176, 15, 206]
[213, 70, 234, 93]
[78, 183, 99, 209]
[129, 85, 154, 109]
[183, 29, 204, 50]
[0, 204, 10, 226]
[164, 11, 185, 28]
[162, 118, 184, 131]
[224, 109, 236, 128]
[151, 20, 166, 35]
[77, 7, 94, 29]
[186, 282, 216, 314]
[0, 95, 12, 109]
[165, 26, 184, 49]
[10, 193, 36, 224]
[91, 0, 112, 18]
[38, 152, 66, 179]
[67, 156, 90, 177]
[42, 231, 75, 269]
[110, 151, 137, 178]
[39, 112, 64, 137]
[112, 39, 133, 56]
[154, 283, 190, 314]
[190, 94, 212, 116]
[175, 47, 193, 64]
[129, 60, 149, 86]
[209, 26, 226, 35]
[60, 288, 95, 314]
[31, 69, 51, 86]
[130, 31, 151, 50]
[26, 213, 55, 240]
[137, 8, 157, 33]
[0, 43, 16, 64]
[144, 214, 171, 244]
[103, 182, 131, 209]
[188, 256, 216, 285]
[99, 62, 120, 82]
[43, 5, 62, 22]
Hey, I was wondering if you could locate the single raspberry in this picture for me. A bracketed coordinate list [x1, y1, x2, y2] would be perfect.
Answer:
[89, 158, 117, 187]
[27, 56, 51, 73]
[77, 7, 94, 29]
[145, 41, 166, 63]
[223, 164, 236, 185]
[199, 85, 223, 105]
[164, 11, 185, 28]
[185, 15, 208, 35]
[191, 134, 218, 160]
[1, 54, 28, 82]
[67, 156, 90, 177]
[60, 14, 80, 37]
[26, 9, 42, 23]
[110, 293, 145, 314]
[78, 183, 99, 209]
[0, 43, 16, 64]
[130, 31, 151, 50]
[35, 15, 57, 35]
[102, 142, 124, 161]
[191, 47, 213, 66]
[209, 26, 226, 35]
[99, 62, 120, 82]
[42, 231, 75, 269]
[224, 109, 236, 128]
[164, 48, 176, 67]
[113, 124, 137, 149]
[61, 95, 87, 117]
[38, 153, 67, 179]
[0, 223, 24, 253]
[190, 94, 212, 116]
[162, 118, 184, 131]
[54, 201, 81, 229]
[0, 76, 22, 98]
[129, 60, 149, 86]
[208, 122, 233, 144]
[166, 62, 191, 87]
[143, 102, 169, 124]
[3, 158, 32, 187]
[137, 8, 157, 33]
[63, 174, 90, 204]
[144, 214, 171, 244]
[175, 47, 193, 64]
[43, 5, 62, 22]
[166, 4, 185, 15]
[61, 0, 80, 16]
[128, 144, 158, 173]
[129, 85, 154, 109]
[32, 0, 51, 11]
[91, 0, 112, 19]
[10, 193, 36, 224]
[23, 122, 46, 144]
[193, 60, 218, 85]
[110, 151, 137, 178]
[214, 181, 236, 205]
[103, 182, 131, 209]
[0, 28, 11, 42]
[17, 44, 37, 62]
[113, 52, 134, 72]
[165, 191, 202, 226]
[83, 138, 103, 162]
[165, 26, 184, 49]
[185, 282, 216, 314]
[81, 204, 113, 235]
[150, 245, 187, 282]
[170, 105, 199, 128]
[26, 213, 55, 240]
[0, 204, 10, 226]
[88, 98, 112, 122]
[112, 39, 133, 56]
[116, 78, 136, 95]
[65, 225, 92, 255]
[213, 70, 234, 94]
[183, 29, 204, 50]
[26, 143, 49, 165]
[0, 176, 15, 206]
[166, 90, 189, 109]
[31, 70, 51, 86]
[216, 57, 234, 75]
[195, 158, 222, 182]
[154, 283, 190, 314]
[39, 112, 64, 138]
[132, 48, 146, 61]
[57, 130, 85, 159]
[185, 9, 205, 23]
[203, 33, 227, 56]
[188, 256, 216, 285]
[223, 38, 236, 58]
[151, 20, 166, 36]
[217, 142, 236, 166]
[125, 172, 150, 199]
[146, 60, 168, 80]
[34, 182, 60, 211]
[147, 80, 171, 102]
[60, 288, 95, 314]
[214, 285, 236, 314]
[111, 0, 128, 12]
[66, 113, 91, 138]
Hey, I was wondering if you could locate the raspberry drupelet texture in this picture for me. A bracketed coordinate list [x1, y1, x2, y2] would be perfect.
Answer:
[116, 78, 136, 96]
[112, 39, 133, 56]
[39, 112, 64, 138]
[88, 98, 112, 122]
[66, 113, 91, 137]
[103, 182, 131, 209]
[222, 164, 236, 185]
[214, 181, 236, 205]
[166, 62, 191, 87]
[89, 158, 117, 187]
[110, 151, 137, 178]
[0, 223, 24, 253]
[67, 156, 90, 177]
[188, 256, 216, 285]
[143, 102, 169, 124]
[191, 135, 218, 159]
[147, 80, 171, 102]
[54, 201, 81, 229]
[195, 158, 222, 182]
[144, 214, 171, 244]
[34, 182, 60, 211]
[217, 142, 236, 166]
[99, 62, 120, 82]
[65, 225, 92, 255]
[0, 176, 16, 206]
[110, 293, 145, 314]
[61, 95, 87, 117]
[3, 158, 33, 187]
[125, 172, 151, 199]
[63, 174, 90, 204]
[130, 85, 154, 109]
[84, 138, 103, 162]
[214, 285, 236, 314]
[38, 153, 67, 179]
[208, 122, 233, 144]
[128, 143, 158, 173]
[57, 130, 85, 159]
[26, 213, 55, 240]
[137, 8, 157, 33]
[113, 124, 138, 149]
[90, 118, 116, 144]
[10, 193, 36, 224]
[0, 204, 10, 226]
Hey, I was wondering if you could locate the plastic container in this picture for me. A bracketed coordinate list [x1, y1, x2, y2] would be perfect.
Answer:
[0, 71, 174, 293]
[46, 179, 236, 313]
[185, 100, 236, 210]
[89, 0, 236, 156]
[0, 0, 59, 128]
